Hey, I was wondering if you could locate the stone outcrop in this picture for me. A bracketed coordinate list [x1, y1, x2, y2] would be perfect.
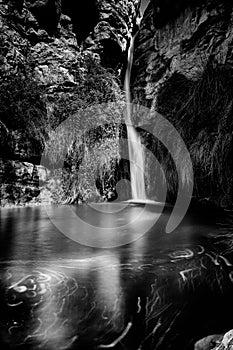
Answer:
[0, 159, 49, 206]
[0, 158, 64, 206]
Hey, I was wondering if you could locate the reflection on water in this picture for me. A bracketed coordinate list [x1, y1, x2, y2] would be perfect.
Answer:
[0, 204, 233, 349]
[43, 202, 163, 248]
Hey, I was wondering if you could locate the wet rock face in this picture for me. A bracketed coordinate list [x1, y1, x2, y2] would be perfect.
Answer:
[132, 0, 233, 108]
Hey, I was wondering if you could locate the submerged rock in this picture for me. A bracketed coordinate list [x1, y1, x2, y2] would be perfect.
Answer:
[195, 330, 233, 350]
[194, 334, 223, 350]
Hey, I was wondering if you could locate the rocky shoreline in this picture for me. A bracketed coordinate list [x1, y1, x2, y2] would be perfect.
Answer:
[0, 158, 50, 206]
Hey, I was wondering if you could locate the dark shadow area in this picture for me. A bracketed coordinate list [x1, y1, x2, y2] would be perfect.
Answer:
[62, 0, 99, 43]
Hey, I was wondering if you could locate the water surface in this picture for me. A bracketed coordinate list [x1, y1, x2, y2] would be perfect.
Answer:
[0, 203, 232, 350]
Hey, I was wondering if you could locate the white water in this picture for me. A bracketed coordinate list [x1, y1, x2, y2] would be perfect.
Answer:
[124, 36, 146, 200]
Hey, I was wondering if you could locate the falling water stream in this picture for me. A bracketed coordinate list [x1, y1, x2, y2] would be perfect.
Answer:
[124, 36, 147, 200]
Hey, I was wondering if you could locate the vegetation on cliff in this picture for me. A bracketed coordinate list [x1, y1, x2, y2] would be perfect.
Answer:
[155, 61, 233, 207]
[0, 71, 47, 159]
[0, 0, 139, 205]
[0, 47, 124, 204]
[132, 0, 233, 208]
[43, 55, 124, 204]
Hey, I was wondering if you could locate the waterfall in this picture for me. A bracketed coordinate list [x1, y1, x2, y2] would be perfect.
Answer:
[124, 36, 146, 200]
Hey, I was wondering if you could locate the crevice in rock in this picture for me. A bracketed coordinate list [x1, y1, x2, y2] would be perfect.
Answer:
[62, 0, 99, 43]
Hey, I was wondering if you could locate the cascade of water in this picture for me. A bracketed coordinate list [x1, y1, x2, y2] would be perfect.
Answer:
[124, 36, 146, 200]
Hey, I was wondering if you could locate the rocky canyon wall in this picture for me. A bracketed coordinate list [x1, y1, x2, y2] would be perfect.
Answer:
[0, 0, 140, 205]
[133, 0, 233, 106]
[132, 0, 233, 208]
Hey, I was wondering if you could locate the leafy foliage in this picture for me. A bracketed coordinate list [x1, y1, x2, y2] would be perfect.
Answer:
[43, 53, 125, 203]
[48, 53, 124, 129]
[0, 71, 48, 158]
[44, 105, 123, 203]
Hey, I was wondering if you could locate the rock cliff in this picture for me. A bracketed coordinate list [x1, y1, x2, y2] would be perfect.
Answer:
[132, 0, 233, 106]
[132, 0, 233, 207]
[0, 0, 140, 205]
[1, 0, 140, 79]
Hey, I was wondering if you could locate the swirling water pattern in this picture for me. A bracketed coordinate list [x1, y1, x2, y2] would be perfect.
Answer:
[0, 205, 233, 350]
